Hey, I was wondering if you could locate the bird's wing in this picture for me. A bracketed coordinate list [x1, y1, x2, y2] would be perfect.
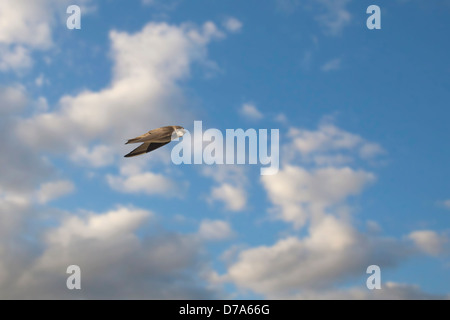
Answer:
[124, 141, 170, 158]
[126, 126, 174, 144]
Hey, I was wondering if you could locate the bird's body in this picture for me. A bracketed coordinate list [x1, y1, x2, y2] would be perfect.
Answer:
[124, 125, 185, 158]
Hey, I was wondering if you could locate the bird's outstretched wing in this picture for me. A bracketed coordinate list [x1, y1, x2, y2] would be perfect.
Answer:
[124, 141, 170, 158]
[126, 126, 174, 144]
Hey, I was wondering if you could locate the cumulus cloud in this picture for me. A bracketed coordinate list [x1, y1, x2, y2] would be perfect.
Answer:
[286, 122, 385, 165]
[239, 103, 263, 121]
[224, 215, 412, 297]
[261, 165, 375, 228]
[0, 0, 93, 72]
[203, 166, 248, 212]
[35, 180, 75, 204]
[1, 206, 217, 299]
[70, 145, 115, 168]
[408, 230, 449, 256]
[199, 219, 234, 241]
[107, 171, 183, 197]
[17, 20, 228, 156]
[210, 183, 247, 212]
[0, 87, 52, 194]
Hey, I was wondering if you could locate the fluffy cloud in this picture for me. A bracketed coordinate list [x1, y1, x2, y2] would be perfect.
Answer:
[17, 20, 227, 156]
[224, 215, 412, 297]
[203, 166, 248, 212]
[0, 0, 93, 72]
[210, 183, 247, 212]
[261, 165, 375, 228]
[2, 206, 217, 299]
[287, 123, 385, 161]
[408, 230, 449, 256]
[70, 145, 116, 168]
[198, 219, 234, 241]
[35, 180, 75, 204]
[239, 103, 263, 121]
[107, 171, 183, 197]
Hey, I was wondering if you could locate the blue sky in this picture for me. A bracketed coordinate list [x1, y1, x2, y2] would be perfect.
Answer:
[0, 0, 449, 299]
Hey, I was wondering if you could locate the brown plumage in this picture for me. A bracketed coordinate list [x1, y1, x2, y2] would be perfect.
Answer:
[124, 125, 185, 158]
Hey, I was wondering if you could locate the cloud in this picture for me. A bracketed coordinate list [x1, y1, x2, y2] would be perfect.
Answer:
[286, 122, 385, 165]
[0, 0, 93, 72]
[210, 183, 247, 212]
[17, 21, 228, 156]
[275, 0, 352, 35]
[0, 86, 52, 194]
[0, 85, 27, 114]
[314, 0, 352, 35]
[203, 166, 248, 212]
[107, 171, 183, 197]
[239, 103, 264, 121]
[223, 17, 243, 33]
[321, 58, 341, 72]
[70, 145, 115, 168]
[199, 220, 234, 241]
[280, 282, 449, 300]
[224, 215, 413, 297]
[35, 180, 75, 204]
[3, 206, 217, 299]
[408, 230, 449, 256]
[261, 165, 375, 228]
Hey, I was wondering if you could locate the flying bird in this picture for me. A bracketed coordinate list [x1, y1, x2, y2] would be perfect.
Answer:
[124, 125, 186, 158]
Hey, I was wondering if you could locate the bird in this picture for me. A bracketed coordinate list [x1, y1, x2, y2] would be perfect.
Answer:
[124, 125, 186, 158]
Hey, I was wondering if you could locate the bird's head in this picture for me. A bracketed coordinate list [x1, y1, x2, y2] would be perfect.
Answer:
[172, 126, 186, 140]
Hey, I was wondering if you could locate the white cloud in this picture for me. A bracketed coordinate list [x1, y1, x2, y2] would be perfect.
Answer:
[261, 165, 375, 228]
[36, 180, 75, 204]
[408, 230, 448, 256]
[224, 215, 411, 296]
[239, 103, 263, 120]
[0, 0, 93, 72]
[0, 45, 32, 71]
[70, 145, 115, 168]
[223, 17, 243, 33]
[287, 122, 385, 164]
[210, 183, 247, 212]
[199, 219, 234, 241]
[321, 58, 341, 72]
[107, 171, 182, 197]
[5, 206, 217, 299]
[17, 21, 228, 155]
[203, 166, 248, 212]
